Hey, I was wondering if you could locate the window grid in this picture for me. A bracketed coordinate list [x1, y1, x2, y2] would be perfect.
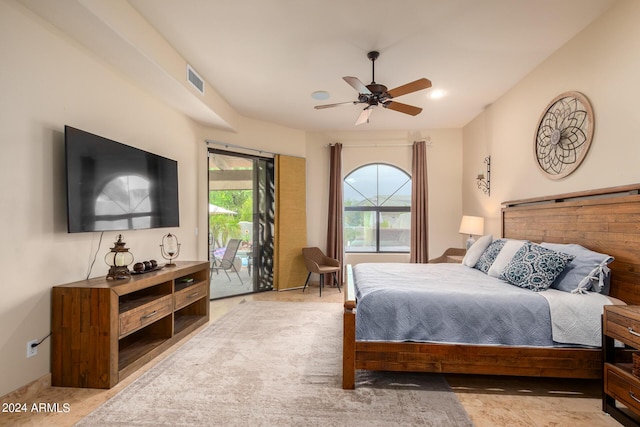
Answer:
[344, 164, 411, 253]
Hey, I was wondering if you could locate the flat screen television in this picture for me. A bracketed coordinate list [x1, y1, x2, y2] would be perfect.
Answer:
[65, 126, 180, 233]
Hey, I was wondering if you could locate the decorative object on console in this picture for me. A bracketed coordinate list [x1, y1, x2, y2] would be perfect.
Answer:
[132, 259, 161, 275]
[476, 156, 490, 195]
[105, 234, 134, 280]
[160, 233, 181, 266]
[534, 91, 594, 179]
[459, 215, 484, 250]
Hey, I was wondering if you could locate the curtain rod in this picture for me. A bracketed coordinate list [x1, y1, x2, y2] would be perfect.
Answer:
[205, 140, 278, 156]
[327, 139, 433, 148]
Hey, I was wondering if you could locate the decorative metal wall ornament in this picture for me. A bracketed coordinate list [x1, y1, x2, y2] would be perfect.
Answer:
[534, 91, 594, 179]
[476, 156, 491, 196]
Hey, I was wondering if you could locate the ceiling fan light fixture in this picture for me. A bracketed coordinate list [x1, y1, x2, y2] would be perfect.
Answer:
[355, 106, 374, 126]
[311, 90, 330, 100]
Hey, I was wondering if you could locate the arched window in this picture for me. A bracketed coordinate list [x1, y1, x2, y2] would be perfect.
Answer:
[344, 164, 411, 253]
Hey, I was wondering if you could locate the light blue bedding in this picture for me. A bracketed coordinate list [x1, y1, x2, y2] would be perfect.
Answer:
[354, 263, 555, 346]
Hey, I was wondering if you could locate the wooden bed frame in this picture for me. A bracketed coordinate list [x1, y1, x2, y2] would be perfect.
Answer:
[343, 184, 640, 389]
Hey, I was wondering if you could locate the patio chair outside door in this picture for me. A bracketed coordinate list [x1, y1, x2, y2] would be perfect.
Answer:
[210, 238, 243, 284]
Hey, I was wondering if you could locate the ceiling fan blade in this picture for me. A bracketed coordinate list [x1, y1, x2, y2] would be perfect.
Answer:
[355, 107, 373, 126]
[343, 76, 372, 94]
[314, 101, 357, 110]
[386, 78, 432, 98]
[383, 101, 423, 116]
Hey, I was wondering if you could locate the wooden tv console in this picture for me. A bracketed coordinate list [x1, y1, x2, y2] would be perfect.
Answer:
[51, 261, 209, 388]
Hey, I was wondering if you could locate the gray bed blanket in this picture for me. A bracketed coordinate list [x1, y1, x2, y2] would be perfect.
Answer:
[354, 263, 554, 346]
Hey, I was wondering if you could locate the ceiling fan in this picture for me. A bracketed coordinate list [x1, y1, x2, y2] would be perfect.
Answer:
[314, 51, 432, 125]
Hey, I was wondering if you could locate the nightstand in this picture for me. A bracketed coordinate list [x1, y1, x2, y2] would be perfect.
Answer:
[446, 255, 464, 263]
[603, 305, 640, 426]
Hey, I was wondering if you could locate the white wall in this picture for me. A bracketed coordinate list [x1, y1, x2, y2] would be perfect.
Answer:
[306, 129, 463, 264]
[0, 1, 308, 397]
[0, 1, 204, 396]
[462, 0, 640, 237]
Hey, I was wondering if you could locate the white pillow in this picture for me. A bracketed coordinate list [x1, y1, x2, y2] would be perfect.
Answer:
[462, 235, 493, 267]
[487, 239, 527, 277]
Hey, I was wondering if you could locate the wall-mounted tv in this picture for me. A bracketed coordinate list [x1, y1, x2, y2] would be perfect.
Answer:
[65, 126, 180, 233]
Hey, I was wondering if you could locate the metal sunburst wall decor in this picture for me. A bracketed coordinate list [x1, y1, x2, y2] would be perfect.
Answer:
[534, 91, 594, 180]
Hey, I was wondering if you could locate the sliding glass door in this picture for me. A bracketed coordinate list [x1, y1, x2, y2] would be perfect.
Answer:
[208, 149, 274, 299]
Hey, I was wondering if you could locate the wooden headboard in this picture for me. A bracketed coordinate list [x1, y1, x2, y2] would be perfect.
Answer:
[502, 184, 640, 305]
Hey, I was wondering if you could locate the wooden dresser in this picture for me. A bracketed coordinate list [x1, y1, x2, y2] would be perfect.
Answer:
[603, 305, 640, 426]
[51, 261, 209, 389]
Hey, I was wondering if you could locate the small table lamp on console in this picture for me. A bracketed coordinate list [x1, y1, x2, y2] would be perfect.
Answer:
[105, 234, 134, 279]
[459, 215, 484, 250]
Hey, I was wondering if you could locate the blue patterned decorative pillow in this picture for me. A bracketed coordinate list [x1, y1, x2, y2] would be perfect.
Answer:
[474, 239, 506, 273]
[500, 243, 575, 292]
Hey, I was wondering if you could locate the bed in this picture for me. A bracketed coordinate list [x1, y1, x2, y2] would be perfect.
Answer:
[342, 184, 640, 389]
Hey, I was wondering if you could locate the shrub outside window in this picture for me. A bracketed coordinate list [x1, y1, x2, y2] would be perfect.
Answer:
[344, 164, 411, 253]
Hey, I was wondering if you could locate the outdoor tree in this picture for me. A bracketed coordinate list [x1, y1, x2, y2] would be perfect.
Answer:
[209, 190, 252, 248]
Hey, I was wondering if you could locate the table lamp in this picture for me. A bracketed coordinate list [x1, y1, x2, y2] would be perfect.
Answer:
[105, 234, 134, 279]
[459, 216, 484, 250]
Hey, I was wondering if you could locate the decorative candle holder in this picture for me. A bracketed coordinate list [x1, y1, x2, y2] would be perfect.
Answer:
[160, 233, 180, 266]
[104, 234, 134, 280]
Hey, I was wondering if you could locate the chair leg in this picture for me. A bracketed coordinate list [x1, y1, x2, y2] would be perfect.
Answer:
[223, 269, 231, 281]
[303, 272, 311, 292]
[333, 272, 341, 293]
[231, 264, 244, 285]
[319, 274, 324, 297]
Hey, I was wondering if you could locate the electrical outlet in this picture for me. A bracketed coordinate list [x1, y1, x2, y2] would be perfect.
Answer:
[27, 339, 38, 358]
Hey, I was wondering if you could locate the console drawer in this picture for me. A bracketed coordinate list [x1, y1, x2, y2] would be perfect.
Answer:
[174, 281, 208, 311]
[119, 295, 173, 338]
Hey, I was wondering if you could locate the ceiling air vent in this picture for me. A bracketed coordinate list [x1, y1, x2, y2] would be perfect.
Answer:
[187, 64, 205, 95]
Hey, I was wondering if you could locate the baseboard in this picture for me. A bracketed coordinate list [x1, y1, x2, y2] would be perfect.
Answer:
[0, 373, 51, 403]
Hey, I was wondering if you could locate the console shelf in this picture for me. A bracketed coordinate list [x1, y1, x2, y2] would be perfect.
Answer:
[51, 261, 209, 389]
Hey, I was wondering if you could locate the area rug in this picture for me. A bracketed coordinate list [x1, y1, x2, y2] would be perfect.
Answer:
[76, 301, 473, 426]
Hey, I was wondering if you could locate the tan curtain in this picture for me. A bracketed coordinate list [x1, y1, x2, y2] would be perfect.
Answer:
[326, 143, 343, 285]
[410, 140, 429, 263]
[274, 155, 308, 290]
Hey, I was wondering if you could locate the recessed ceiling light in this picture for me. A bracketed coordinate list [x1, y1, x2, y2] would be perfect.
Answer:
[428, 89, 446, 99]
[311, 90, 330, 100]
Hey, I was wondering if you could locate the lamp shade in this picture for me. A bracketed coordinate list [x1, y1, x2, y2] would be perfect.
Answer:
[459, 215, 484, 236]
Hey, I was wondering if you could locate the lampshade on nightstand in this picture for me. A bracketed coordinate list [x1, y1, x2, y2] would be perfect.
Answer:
[459, 216, 484, 250]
